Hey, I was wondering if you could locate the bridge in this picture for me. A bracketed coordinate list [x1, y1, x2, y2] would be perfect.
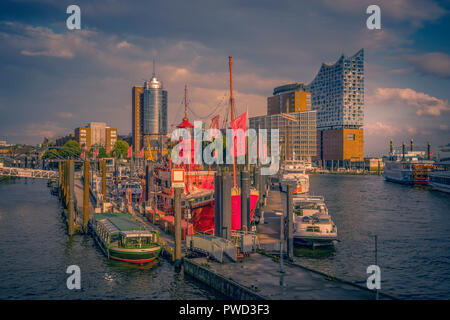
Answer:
[0, 165, 58, 179]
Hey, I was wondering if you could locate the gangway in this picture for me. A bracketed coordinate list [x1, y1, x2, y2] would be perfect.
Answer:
[0, 163, 58, 179]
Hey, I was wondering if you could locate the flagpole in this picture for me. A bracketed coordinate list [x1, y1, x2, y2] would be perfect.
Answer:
[229, 56, 237, 187]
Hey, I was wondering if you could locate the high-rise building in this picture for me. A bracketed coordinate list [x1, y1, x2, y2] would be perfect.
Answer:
[132, 71, 168, 154]
[249, 110, 317, 161]
[305, 49, 364, 165]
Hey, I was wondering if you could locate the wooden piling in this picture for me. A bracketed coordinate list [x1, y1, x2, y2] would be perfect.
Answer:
[101, 159, 107, 202]
[174, 187, 182, 261]
[68, 159, 75, 236]
[83, 160, 90, 232]
[286, 184, 293, 259]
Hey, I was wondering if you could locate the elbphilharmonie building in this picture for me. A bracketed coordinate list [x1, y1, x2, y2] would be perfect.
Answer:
[305, 49, 364, 165]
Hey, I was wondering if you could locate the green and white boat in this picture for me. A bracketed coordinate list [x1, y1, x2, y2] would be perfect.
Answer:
[91, 213, 161, 264]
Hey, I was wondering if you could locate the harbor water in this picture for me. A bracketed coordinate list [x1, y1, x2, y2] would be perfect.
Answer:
[298, 174, 450, 300]
[0, 178, 220, 299]
[1, 175, 449, 299]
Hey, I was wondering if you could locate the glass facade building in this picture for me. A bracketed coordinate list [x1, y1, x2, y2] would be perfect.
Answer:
[143, 76, 168, 136]
[305, 49, 364, 130]
[249, 110, 317, 160]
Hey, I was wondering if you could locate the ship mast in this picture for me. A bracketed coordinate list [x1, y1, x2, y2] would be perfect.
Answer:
[229, 56, 237, 187]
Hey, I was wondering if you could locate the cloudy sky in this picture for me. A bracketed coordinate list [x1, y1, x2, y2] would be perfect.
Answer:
[0, 0, 449, 156]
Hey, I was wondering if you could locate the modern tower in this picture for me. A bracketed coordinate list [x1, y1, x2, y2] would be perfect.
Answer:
[305, 49, 364, 165]
[132, 66, 168, 154]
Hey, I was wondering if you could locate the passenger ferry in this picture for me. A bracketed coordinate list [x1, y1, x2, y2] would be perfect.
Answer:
[292, 195, 338, 248]
[383, 151, 434, 185]
[428, 160, 450, 193]
[90, 212, 161, 263]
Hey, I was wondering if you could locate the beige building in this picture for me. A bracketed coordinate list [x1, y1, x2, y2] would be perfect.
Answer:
[74, 122, 117, 154]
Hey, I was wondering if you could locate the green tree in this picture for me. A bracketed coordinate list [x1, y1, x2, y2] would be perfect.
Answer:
[112, 140, 129, 159]
[43, 149, 59, 159]
[98, 146, 108, 158]
[59, 140, 81, 158]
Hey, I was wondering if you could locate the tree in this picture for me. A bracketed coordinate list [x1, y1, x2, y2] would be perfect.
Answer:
[98, 146, 108, 158]
[59, 140, 81, 158]
[112, 140, 129, 159]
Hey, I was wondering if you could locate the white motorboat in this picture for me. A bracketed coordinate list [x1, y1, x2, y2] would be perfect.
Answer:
[292, 195, 338, 248]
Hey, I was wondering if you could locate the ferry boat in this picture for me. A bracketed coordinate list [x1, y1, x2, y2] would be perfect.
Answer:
[292, 195, 338, 248]
[90, 212, 161, 263]
[383, 151, 434, 185]
[428, 160, 450, 193]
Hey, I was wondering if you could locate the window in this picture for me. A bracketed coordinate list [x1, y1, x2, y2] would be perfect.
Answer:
[347, 134, 355, 140]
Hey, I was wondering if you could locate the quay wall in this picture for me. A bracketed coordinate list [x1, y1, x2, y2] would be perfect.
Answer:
[183, 258, 266, 300]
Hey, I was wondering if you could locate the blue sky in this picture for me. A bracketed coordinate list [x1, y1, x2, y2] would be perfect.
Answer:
[0, 0, 449, 157]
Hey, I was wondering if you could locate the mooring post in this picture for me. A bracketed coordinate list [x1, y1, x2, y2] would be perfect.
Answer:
[241, 170, 249, 231]
[68, 159, 75, 236]
[83, 160, 90, 233]
[279, 210, 284, 273]
[214, 171, 223, 237]
[101, 159, 107, 203]
[58, 161, 62, 199]
[286, 184, 293, 259]
[222, 172, 232, 240]
[174, 186, 182, 262]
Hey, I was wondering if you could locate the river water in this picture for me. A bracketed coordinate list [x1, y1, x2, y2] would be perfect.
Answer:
[1, 176, 449, 299]
[297, 174, 450, 300]
[0, 178, 219, 299]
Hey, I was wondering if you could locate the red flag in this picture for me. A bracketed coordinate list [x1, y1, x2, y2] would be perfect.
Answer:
[230, 112, 247, 157]
[94, 149, 98, 159]
[139, 148, 144, 158]
[210, 115, 220, 130]
[127, 146, 132, 158]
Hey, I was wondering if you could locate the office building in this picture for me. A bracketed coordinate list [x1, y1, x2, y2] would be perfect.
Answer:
[74, 122, 117, 154]
[132, 71, 168, 154]
[268, 83, 312, 115]
[271, 49, 364, 166]
[249, 110, 317, 161]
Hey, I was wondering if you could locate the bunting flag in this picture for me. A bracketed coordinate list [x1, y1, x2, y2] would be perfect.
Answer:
[230, 112, 247, 157]
[210, 115, 220, 130]
[127, 146, 132, 159]
[139, 148, 144, 158]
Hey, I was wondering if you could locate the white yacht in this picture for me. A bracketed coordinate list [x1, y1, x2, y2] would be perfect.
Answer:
[292, 195, 338, 248]
[279, 160, 310, 194]
[428, 160, 450, 193]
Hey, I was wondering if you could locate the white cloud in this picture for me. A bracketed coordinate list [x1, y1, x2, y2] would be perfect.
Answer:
[368, 88, 450, 116]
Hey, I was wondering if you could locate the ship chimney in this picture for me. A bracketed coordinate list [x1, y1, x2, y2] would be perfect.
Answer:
[402, 142, 406, 160]
[427, 142, 431, 160]
[389, 139, 393, 154]
[410, 139, 414, 152]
